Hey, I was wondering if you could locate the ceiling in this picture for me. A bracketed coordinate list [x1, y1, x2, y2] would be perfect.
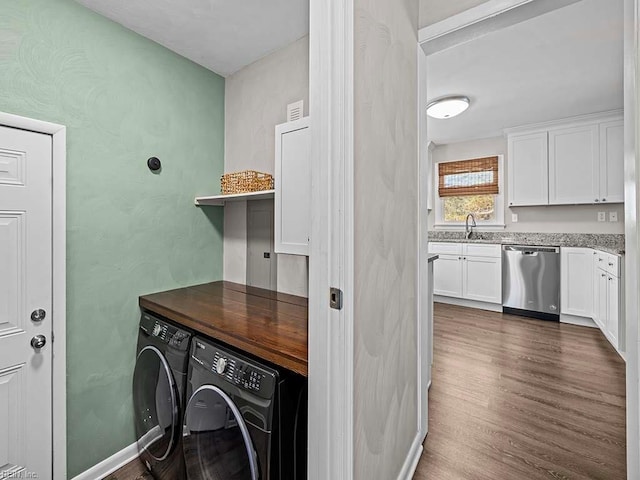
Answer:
[426, 0, 624, 145]
[75, 0, 309, 77]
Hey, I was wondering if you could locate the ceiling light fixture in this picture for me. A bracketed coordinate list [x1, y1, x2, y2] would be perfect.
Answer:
[426, 95, 470, 119]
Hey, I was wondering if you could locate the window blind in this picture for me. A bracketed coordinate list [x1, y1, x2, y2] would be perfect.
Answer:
[438, 156, 499, 197]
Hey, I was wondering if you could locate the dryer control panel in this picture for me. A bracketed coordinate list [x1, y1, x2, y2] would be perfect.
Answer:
[191, 338, 277, 400]
[140, 312, 191, 351]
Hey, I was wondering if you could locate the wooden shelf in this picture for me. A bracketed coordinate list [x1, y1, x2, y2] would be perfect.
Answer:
[195, 189, 275, 206]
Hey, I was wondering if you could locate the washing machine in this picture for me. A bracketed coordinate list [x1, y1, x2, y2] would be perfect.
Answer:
[183, 336, 307, 480]
[133, 311, 192, 480]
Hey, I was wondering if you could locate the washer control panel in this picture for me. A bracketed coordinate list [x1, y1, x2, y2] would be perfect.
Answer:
[140, 312, 191, 351]
[191, 338, 276, 400]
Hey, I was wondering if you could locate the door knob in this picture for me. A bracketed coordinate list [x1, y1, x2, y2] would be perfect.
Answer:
[31, 335, 47, 350]
[31, 309, 46, 322]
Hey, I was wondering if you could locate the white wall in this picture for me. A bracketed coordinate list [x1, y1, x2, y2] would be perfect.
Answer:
[223, 35, 309, 297]
[353, 0, 420, 477]
[419, 0, 489, 28]
[428, 136, 625, 234]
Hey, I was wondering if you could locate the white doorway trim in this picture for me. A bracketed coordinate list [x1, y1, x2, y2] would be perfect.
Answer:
[0, 111, 67, 480]
[623, 0, 640, 477]
[418, 1, 640, 477]
[307, 0, 355, 477]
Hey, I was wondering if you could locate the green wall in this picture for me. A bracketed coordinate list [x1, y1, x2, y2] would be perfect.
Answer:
[0, 0, 225, 476]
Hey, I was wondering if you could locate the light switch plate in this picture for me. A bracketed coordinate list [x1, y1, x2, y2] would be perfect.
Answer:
[598, 212, 606, 222]
[609, 211, 618, 222]
[511, 213, 518, 223]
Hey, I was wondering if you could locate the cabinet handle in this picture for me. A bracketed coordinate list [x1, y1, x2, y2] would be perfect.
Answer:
[595, 199, 600, 202]
[458, 257, 462, 260]
[609, 277, 613, 281]
[601, 273, 606, 277]
[608, 262, 614, 266]
[602, 198, 606, 202]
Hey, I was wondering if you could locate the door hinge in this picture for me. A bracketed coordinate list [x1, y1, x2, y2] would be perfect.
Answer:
[330, 287, 343, 310]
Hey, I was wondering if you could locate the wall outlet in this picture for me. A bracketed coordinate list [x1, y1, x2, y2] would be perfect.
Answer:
[598, 211, 606, 222]
[511, 213, 518, 223]
[609, 211, 618, 222]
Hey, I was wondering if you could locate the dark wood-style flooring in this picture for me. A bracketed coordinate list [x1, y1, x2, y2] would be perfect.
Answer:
[106, 303, 626, 480]
[414, 303, 626, 480]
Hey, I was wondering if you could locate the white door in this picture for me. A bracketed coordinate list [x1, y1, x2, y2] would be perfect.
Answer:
[597, 270, 609, 334]
[463, 256, 502, 304]
[507, 132, 549, 206]
[560, 247, 594, 317]
[274, 118, 311, 256]
[607, 275, 619, 346]
[599, 120, 624, 204]
[548, 124, 599, 205]
[0, 125, 52, 479]
[432, 254, 462, 297]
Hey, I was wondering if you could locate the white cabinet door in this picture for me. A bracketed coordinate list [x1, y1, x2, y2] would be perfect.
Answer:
[607, 275, 619, 346]
[596, 269, 609, 332]
[275, 118, 310, 256]
[592, 251, 601, 328]
[560, 248, 594, 317]
[599, 120, 624, 204]
[548, 124, 599, 204]
[508, 132, 549, 206]
[463, 256, 502, 304]
[432, 254, 463, 298]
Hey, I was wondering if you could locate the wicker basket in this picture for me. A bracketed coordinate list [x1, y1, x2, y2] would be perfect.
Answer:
[220, 170, 274, 195]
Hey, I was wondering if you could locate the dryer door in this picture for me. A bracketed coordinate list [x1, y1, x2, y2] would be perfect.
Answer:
[183, 385, 259, 480]
[133, 346, 180, 462]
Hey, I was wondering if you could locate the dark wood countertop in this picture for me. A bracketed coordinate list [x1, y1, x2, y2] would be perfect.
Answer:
[139, 281, 308, 376]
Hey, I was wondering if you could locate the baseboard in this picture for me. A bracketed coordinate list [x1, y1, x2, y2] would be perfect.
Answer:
[395, 432, 424, 480]
[560, 314, 598, 328]
[71, 442, 139, 480]
[434, 296, 502, 312]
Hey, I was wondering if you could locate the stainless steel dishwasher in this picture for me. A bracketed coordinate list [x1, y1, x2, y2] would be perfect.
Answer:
[502, 245, 560, 321]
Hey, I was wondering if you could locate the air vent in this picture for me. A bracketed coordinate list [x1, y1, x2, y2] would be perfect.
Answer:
[287, 100, 304, 122]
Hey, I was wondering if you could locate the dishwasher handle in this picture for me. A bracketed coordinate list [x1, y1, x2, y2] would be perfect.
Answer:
[502, 245, 560, 254]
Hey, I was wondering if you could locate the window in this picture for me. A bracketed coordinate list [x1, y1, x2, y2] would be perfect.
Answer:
[434, 156, 505, 227]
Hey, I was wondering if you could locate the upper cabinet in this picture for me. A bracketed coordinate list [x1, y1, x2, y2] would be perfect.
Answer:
[599, 119, 625, 204]
[506, 113, 623, 207]
[275, 117, 311, 256]
[548, 124, 600, 205]
[508, 132, 548, 206]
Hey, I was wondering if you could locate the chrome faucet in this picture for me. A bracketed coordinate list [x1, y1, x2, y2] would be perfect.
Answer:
[465, 213, 477, 239]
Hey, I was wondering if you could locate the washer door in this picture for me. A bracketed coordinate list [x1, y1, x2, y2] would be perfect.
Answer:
[133, 346, 180, 462]
[183, 385, 259, 480]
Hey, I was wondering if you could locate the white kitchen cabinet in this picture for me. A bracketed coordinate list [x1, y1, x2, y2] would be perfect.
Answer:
[463, 256, 502, 303]
[599, 120, 625, 204]
[592, 249, 624, 354]
[429, 242, 501, 304]
[506, 113, 623, 207]
[607, 275, 620, 343]
[592, 251, 602, 329]
[432, 254, 463, 298]
[548, 124, 600, 205]
[560, 248, 594, 317]
[275, 118, 310, 256]
[507, 132, 549, 207]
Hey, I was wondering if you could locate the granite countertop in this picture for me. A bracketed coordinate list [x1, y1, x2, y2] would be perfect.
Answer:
[428, 231, 625, 255]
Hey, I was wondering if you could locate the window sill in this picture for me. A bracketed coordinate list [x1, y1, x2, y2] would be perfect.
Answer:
[433, 223, 506, 231]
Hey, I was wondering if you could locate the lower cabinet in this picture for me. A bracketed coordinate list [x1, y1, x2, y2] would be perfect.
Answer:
[594, 265, 621, 349]
[429, 243, 502, 305]
[561, 247, 624, 354]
